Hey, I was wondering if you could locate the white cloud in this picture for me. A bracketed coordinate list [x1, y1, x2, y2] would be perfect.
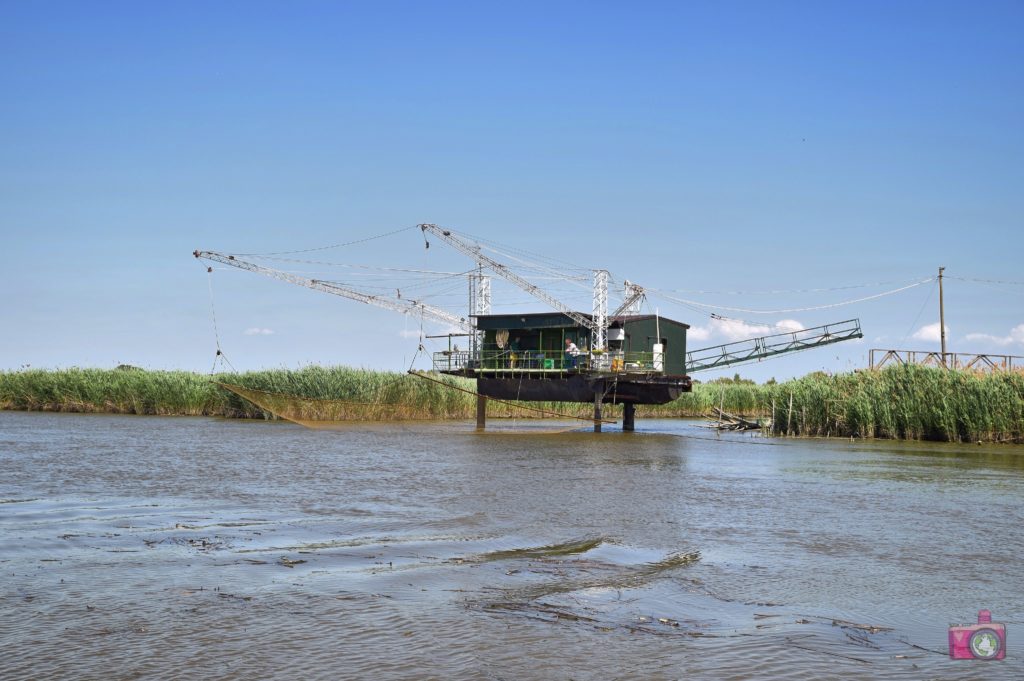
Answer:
[708, 317, 806, 342]
[687, 318, 809, 345]
[965, 323, 1024, 347]
[713, 318, 772, 341]
[774, 319, 805, 332]
[398, 329, 423, 339]
[911, 322, 948, 343]
[687, 325, 713, 342]
[243, 327, 275, 336]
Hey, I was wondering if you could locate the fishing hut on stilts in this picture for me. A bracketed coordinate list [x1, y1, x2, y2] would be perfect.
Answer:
[195, 223, 864, 432]
[434, 311, 692, 432]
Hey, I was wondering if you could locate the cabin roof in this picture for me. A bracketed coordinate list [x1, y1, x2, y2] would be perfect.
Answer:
[476, 311, 689, 330]
[609, 314, 690, 329]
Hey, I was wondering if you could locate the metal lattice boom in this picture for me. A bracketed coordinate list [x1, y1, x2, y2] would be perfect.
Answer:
[419, 224, 600, 334]
[194, 250, 473, 333]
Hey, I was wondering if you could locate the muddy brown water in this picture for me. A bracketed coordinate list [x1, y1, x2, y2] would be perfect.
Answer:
[1, 411, 1022, 680]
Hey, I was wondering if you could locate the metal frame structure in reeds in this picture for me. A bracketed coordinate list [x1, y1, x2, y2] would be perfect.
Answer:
[869, 349, 1024, 372]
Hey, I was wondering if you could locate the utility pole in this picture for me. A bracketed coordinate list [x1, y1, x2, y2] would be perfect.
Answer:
[938, 266, 947, 368]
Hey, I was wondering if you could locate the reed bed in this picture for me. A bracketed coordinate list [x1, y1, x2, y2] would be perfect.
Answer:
[0, 366, 605, 421]
[1, 365, 1021, 442]
[640, 381, 772, 418]
[0, 367, 217, 416]
[758, 365, 1024, 443]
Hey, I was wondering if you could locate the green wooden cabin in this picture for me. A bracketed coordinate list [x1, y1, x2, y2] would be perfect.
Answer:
[610, 314, 689, 375]
[475, 312, 689, 375]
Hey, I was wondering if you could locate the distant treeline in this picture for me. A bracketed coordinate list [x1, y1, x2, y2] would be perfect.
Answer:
[1, 365, 1021, 443]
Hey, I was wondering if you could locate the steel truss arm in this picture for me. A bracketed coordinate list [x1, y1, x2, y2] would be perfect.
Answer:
[419, 224, 598, 334]
[194, 250, 473, 333]
[686, 319, 863, 373]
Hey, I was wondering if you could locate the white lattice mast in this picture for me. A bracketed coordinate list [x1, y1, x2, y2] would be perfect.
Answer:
[478, 270, 491, 316]
[468, 265, 491, 355]
[592, 269, 609, 352]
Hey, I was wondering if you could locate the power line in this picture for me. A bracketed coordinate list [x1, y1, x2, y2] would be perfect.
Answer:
[946, 275, 1024, 286]
[945, 276, 1024, 297]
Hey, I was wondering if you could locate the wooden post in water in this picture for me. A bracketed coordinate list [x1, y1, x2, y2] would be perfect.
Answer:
[623, 402, 635, 432]
[786, 392, 793, 436]
[593, 385, 603, 433]
[476, 393, 486, 430]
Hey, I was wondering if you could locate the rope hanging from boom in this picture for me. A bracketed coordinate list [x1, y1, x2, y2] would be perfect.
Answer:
[205, 265, 236, 374]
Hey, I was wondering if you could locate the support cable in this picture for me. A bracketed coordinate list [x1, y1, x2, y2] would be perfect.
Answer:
[897, 278, 937, 349]
[653, 277, 933, 296]
[205, 266, 236, 374]
[234, 225, 418, 256]
[645, 277, 934, 315]
[407, 314, 427, 373]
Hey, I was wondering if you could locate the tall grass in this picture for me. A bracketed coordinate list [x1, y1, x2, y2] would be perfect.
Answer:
[0, 366, 475, 419]
[0, 367, 218, 415]
[642, 366, 1023, 442]
[1, 365, 1021, 442]
[758, 365, 1024, 443]
[0, 366, 607, 420]
[641, 381, 772, 418]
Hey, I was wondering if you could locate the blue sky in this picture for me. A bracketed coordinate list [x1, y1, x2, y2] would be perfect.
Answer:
[2, 1, 1021, 381]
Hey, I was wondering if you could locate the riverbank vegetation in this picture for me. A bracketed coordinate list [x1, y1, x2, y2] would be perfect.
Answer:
[1, 365, 1021, 442]
[663, 366, 1023, 443]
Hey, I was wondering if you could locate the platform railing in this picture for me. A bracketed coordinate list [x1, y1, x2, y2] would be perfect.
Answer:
[432, 345, 664, 374]
[432, 346, 586, 372]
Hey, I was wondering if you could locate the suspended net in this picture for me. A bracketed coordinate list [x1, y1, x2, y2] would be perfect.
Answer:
[216, 374, 616, 432]
[217, 382, 417, 428]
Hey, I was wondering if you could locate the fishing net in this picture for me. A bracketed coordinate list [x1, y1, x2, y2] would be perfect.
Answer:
[217, 376, 615, 432]
[217, 382, 414, 428]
